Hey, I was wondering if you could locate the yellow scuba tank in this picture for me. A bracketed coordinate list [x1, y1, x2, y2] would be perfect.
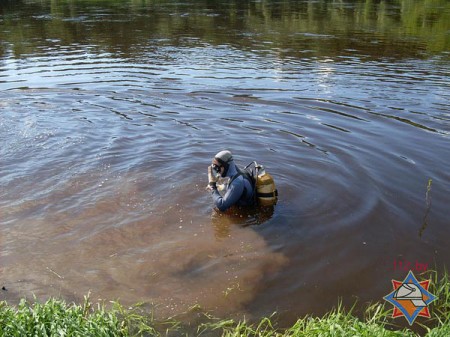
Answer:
[255, 165, 278, 206]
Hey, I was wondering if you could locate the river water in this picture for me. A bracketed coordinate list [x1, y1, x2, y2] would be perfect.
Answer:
[1, 0, 449, 326]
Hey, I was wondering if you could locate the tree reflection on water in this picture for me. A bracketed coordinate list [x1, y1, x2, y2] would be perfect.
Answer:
[0, 0, 448, 60]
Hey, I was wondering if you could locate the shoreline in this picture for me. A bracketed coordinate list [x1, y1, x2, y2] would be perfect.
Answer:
[1, 271, 449, 337]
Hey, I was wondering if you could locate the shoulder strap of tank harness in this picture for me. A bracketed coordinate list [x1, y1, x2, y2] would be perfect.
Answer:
[229, 167, 255, 201]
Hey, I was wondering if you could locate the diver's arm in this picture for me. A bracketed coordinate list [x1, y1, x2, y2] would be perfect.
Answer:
[211, 178, 244, 212]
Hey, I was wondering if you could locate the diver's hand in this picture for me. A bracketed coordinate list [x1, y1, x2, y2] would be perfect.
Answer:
[207, 165, 217, 191]
[208, 165, 218, 184]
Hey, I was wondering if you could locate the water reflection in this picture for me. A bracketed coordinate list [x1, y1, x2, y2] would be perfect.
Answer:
[211, 206, 275, 239]
[0, 0, 448, 60]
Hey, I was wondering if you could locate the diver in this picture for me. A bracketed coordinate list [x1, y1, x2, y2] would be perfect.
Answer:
[207, 150, 255, 212]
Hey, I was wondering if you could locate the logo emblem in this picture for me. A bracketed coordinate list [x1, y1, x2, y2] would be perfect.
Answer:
[384, 270, 436, 325]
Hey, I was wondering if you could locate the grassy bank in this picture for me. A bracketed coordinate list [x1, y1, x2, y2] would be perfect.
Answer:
[1, 271, 449, 337]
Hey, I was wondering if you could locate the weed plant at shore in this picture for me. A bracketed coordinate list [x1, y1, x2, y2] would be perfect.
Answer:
[1, 270, 449, 337]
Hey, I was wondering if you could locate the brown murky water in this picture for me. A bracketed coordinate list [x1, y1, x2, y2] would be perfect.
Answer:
[1, 0, 449, 325]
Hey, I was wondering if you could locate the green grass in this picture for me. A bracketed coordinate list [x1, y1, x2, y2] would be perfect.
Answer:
[199, 302, 414, 337]
[0, 296, 124, 337]
[1, 271, 449, 337]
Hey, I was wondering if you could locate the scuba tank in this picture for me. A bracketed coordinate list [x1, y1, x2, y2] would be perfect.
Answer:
[255, 165, 278, 206]
[243, 162, 278, 207]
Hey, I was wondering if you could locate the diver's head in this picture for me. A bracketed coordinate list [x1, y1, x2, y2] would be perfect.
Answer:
[212, 150, 233, 177]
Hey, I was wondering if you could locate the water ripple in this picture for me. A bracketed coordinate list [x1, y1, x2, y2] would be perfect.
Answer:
[1, 19, 449, 321]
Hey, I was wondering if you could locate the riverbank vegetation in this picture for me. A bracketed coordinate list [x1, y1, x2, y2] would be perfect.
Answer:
[1, 270, 449, 336]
